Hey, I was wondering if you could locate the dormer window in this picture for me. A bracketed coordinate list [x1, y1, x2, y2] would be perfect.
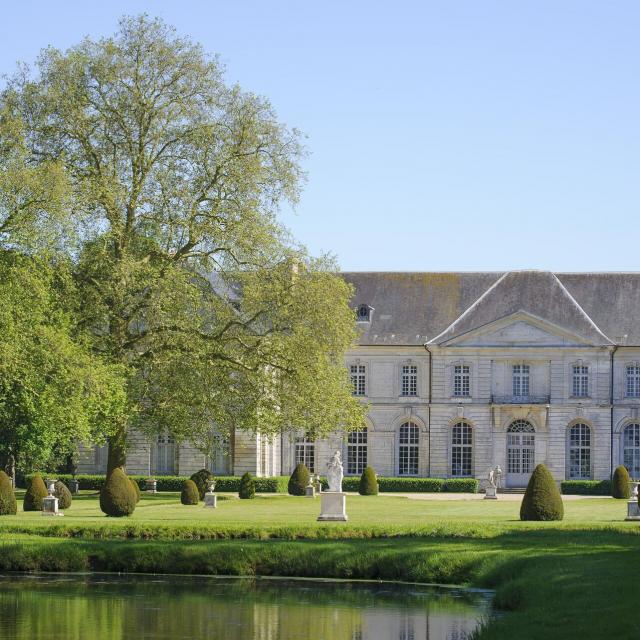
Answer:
[356, 304, 372, 322]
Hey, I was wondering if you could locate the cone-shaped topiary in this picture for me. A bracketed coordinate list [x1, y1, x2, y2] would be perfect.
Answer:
[612, 465, 631, 499]
[129, 478, 141, 503]
[239, 472, 256, 499]
[190, 468, 213, 500]
[359, 466, 379, 495]
[181, 479, 200, 505]
[53, 480, 72, 510]
[23, 474, 49, 512]
[99, 468, 137, 517]
[520, 464, 564, 521]
[288, 463, 310, 496]
[0, 471, 17, 515]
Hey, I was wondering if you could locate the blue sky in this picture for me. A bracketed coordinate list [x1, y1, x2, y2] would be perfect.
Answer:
[1, 2, 639, 272]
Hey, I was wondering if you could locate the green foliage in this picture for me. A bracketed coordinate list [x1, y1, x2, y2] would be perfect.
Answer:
[288, 463, 310, 496]
[129, 478, 141, 503]
[359, 467, 378, 495]
[2, 15, 364, 471]
[520, 464, 564, 521]
[0, 252, 127, 473]
[99, 469, 136, 517]
[561, 480, 612, 495]
[612, 465, 630, 499]
[0, 470, 16, 515]
[331, 477, 479, 493]
[189, 469, 213, 500]
[239, 472, 256, 499]
[23, 474, 48, 511]
[53, 480, 72, 510]
[180, 480, 200, 505]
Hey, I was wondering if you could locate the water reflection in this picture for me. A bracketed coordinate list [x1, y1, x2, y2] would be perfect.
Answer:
[0, 574, 492, 640]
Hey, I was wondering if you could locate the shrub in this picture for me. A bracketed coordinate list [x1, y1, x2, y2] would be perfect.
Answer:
[23, 474, 49, 512]
[612, 465, 631, 499]
[53, 480, 72, 510]
[239, 472, 255, 499]
[99, 468, 137, 517]
[561, 480, 611, 495]
[520, 464, 564, 521]
[180, 479, 200, 505]
[0, 471, 16, 515]
[189, 469, 213, 500]
[129, 478, 141, 503]
[359, 466, 378, 495]
[288, 463, 310, 496]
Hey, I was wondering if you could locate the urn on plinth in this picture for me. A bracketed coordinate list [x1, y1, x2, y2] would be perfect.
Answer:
[42, 479, 63, 517]
[204, 479, 217, 508]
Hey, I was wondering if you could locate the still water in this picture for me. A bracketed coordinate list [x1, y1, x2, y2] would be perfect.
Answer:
[0, 573, 492, 640]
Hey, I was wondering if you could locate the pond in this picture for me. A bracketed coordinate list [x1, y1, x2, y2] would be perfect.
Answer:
[0, 574, 493, 640]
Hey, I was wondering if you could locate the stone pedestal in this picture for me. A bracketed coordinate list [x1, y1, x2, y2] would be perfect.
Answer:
[42, 495, 63, 516]
[625, 500, 640, 521]
[68, 479, 79, 494]
[145, 479, 157, 493]
[204, 493, 218, 508]
[306, 485, 316, 498]
[484, 486, 498, 500]
[317, 492, 347, 521]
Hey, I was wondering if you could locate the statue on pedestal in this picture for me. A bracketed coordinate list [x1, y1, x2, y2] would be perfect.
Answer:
[326, 450, 344, 492]
[484, 465, 502, 500]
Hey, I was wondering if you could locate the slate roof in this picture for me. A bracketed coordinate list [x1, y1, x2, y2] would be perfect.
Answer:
[341, 270, 640, 346]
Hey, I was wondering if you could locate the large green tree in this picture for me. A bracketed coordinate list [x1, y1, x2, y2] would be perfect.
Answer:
[2, 15, 365, 471]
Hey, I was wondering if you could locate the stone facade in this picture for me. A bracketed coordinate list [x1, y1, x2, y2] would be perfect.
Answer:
[78, 270, 640, 488]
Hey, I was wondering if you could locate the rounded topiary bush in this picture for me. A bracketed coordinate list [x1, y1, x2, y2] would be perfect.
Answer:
[0, 471, 17, 515]
[23, 474, 49, 512]
[129, 478, 141, 503]
[612, 465, 631, 499]
[288, 463, 310, 496]
[520, 464, 564, 521]
[239, 472, 256, 499]
[190, 468, 213, 500]
[53, 480, 72, 510]
[99, 468, 137, 517]
[181, 479, 200, 505]
[359, 466, 379, 496]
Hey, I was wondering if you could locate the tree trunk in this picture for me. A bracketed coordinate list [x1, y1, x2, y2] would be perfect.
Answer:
[107, 425, 127, 475]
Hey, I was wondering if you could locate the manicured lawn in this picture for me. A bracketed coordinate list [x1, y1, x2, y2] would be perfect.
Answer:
[4, 490, 634, 533]
[2, 492, 639, 639]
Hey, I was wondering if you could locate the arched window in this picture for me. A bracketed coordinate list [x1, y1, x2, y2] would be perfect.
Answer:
[623, 423, 640, 479]
[346, 428, 368, 475]
[295, 435, 315, 473]
[568, 423, 591, 479]
[398, 422, 419, 476]
[451, 422, 473, 477]
[154, 433, 175, 474]
[356, 304, 371, 322]
[507, 420, 535, 484]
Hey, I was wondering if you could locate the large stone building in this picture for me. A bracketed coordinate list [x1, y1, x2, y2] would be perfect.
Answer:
[79, 270, 640, 488]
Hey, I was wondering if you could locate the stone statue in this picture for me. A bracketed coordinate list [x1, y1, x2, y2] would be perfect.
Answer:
[326, 450, 344, 492]
[488, 465, 503, 489]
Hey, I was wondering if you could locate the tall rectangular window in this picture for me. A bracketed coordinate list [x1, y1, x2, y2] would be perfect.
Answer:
[627, 366, 640, 398]
[398, 422, 419, 476]
[453, 365, 470, 397]
[512, 364, 530, 398]
[572, 365, 589, 397]
[347, 429, 368, 475]
[401, 364, 418, 396]
[295, 436, 315, 473]
[350, 364, 366, 396]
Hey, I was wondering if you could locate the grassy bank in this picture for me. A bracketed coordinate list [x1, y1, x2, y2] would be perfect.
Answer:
[2, 493, 639, 639]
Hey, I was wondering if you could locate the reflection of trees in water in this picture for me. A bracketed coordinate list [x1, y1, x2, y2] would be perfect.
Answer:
[0, 576, 490, 640]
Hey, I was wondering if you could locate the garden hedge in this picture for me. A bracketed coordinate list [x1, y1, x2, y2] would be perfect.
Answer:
[24, 474, 49, 511]
[26, 473, 478, 493]
[612, 465, 631, 499]
[561, 480, 611, 495]
[180, 479, 199, 505]
[53, 480, 73, 509]
[520, 464, 564, 521]
[99, 469, 137, 517]
[189, 469, 213, 500]
[288, 463, 310, 496]
[239, 472, 256, 499]
[0, 471, 17, 515]
[359, 466, 378, 495]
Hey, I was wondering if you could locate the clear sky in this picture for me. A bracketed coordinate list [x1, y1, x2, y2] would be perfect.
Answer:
[1, 1, 639, 272]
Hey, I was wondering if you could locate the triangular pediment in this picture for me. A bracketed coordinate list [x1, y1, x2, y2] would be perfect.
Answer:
[442, 312, 596, 347]
[428, 271, 613, 346]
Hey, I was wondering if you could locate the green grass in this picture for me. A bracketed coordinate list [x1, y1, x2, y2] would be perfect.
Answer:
[2, 492, 639, 639]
